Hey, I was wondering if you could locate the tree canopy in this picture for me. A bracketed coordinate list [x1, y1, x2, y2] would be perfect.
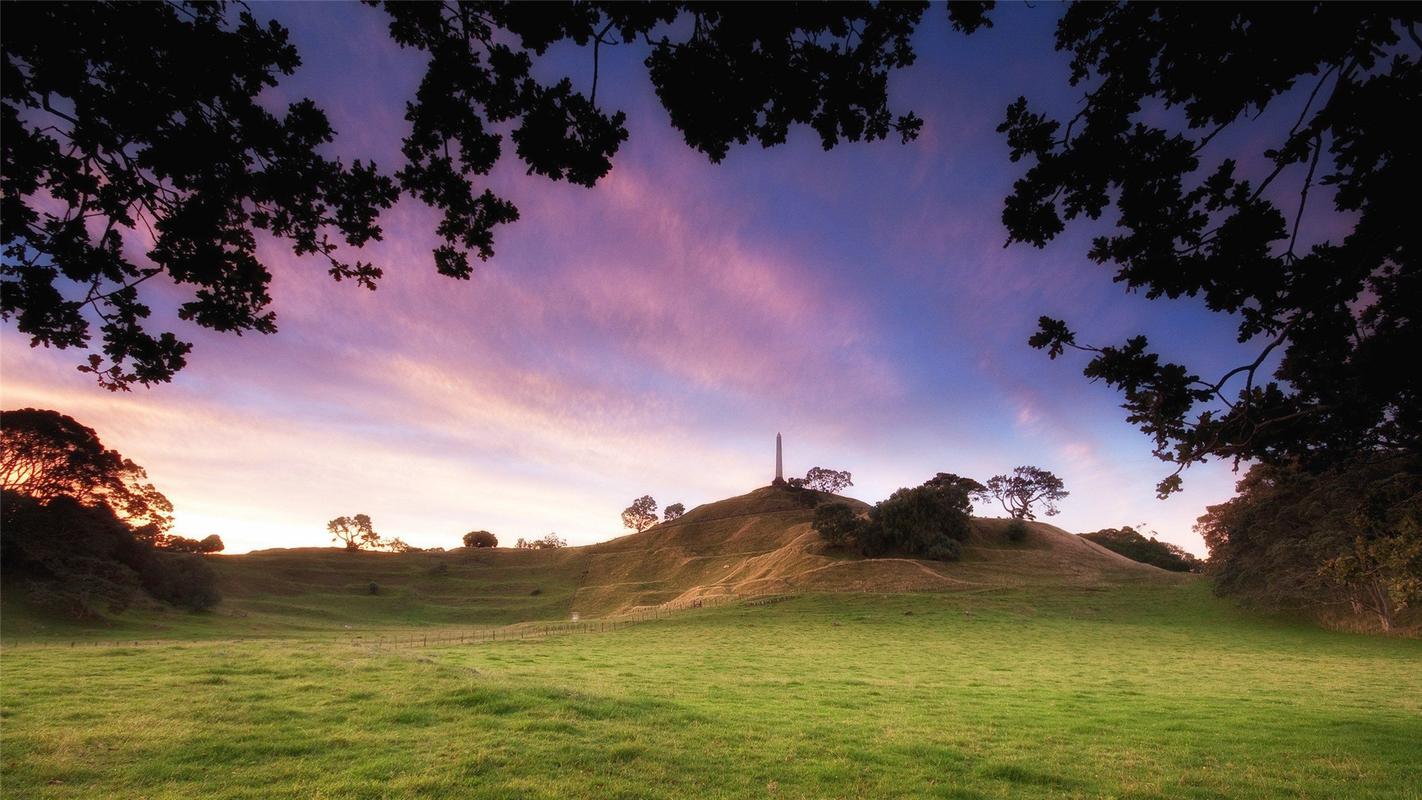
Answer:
[327, 513, 382, 551]
[663, 502, 685, 521]
[1011, 4, 1422, 494]
[801, 467, 853, 494]
[6, 1, 1414, 511]
[1, 407, 173, 537]
[1, 1, 978, 389]
[813, 476, 974, 561]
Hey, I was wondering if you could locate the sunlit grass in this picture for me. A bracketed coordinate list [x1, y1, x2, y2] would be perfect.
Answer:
[3, 582, 1420, 799]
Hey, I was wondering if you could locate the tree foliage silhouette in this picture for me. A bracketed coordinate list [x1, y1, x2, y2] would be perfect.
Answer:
[1005, 4, 1422, 494]
[978, 466, 1068, 520]
[1, 407, 173, 537]
[1196, 455, 1421, 631]
[2, 1, 969, 389]
[463, 530, 498, 548]
[621, 495, 658, 532]
[327, 513, 381, 551]
[801, 467, 853, 494]
[663, 502, 685, 521]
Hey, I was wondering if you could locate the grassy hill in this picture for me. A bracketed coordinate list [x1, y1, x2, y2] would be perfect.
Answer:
[3, 484, 1181, 641]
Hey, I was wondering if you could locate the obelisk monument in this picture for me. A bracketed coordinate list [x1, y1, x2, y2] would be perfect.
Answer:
[773, 432, 785, 485]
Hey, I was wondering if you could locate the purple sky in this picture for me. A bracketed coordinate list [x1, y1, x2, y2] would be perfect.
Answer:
[2, 4, 1258, 554]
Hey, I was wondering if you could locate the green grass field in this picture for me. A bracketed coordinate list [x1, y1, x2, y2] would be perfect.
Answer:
[4, 581, 1419, 799]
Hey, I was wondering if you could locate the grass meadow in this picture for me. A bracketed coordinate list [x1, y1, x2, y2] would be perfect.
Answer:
[3, 582, 1420, 799]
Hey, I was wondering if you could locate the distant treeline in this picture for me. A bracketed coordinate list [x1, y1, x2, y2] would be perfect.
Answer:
[1080, 528, 1203, 573]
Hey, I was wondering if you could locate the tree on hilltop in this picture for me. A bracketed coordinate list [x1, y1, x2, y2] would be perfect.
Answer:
[463, 530, 498, 548]
[622, 496, 658, 532]
[925, 473, 986, 510]
[802, 467, 853, 494]
[978, 467, 1068, 520]
[328, 514, 382, 551]
[663, 503, 685, 521]
[533, 533, 567, 549]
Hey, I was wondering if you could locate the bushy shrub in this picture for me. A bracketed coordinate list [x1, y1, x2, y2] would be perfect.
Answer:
[924, 540, 962, 561]
[139, 552, 222, 611]
[367, 581, 380, 595]
[2, 493, 145, 617]
[1006, 519, 1029, 542]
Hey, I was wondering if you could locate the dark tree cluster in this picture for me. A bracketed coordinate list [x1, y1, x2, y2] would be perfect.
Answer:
[813, 475, 975, 561]
[1196, 455, 1422, 632]
[1, 408, 220, 617]
[463, 529, 498, 548]
[1009, 5, 1422, 496]
[1081, 527, 1203, 573]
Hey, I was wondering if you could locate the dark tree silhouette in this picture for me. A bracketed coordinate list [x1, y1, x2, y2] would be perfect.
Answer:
[1005, 5, 1422, 495]
[621, 495, 658, 532]
[1, 408, 173, 537]
[514, 537, 534, 550]
[924, 473, 986, 508]
[859, 479, 974, 560]
[663, 503, 685, 521]
[978, 466, 1068, 520]
[3, 1, 970, 389]
[801, 467, 853, 494]
[463, 530, 498, 548]
[159, 534, 225, 554]
[327, 513, 381, 551]
[533, 532, 567, 549]
[811, 502, 861, 548]
[1196, 455, 1422, 632]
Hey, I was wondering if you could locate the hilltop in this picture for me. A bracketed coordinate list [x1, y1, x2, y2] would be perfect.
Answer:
[118, 485, 1175, 634]
[2, 485, 1181, 639]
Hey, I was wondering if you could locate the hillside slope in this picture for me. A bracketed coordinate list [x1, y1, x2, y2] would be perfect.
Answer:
[194, 485, 1181, 629]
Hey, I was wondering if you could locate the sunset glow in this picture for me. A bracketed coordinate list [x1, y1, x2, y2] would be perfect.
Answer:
[0, 3, 1249, 554]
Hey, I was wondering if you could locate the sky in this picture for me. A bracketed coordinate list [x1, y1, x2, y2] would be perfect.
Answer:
[1, 4, 1263, 555]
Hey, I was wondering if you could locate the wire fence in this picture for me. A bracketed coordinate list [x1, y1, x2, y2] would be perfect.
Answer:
[3, 592, 800, 652]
